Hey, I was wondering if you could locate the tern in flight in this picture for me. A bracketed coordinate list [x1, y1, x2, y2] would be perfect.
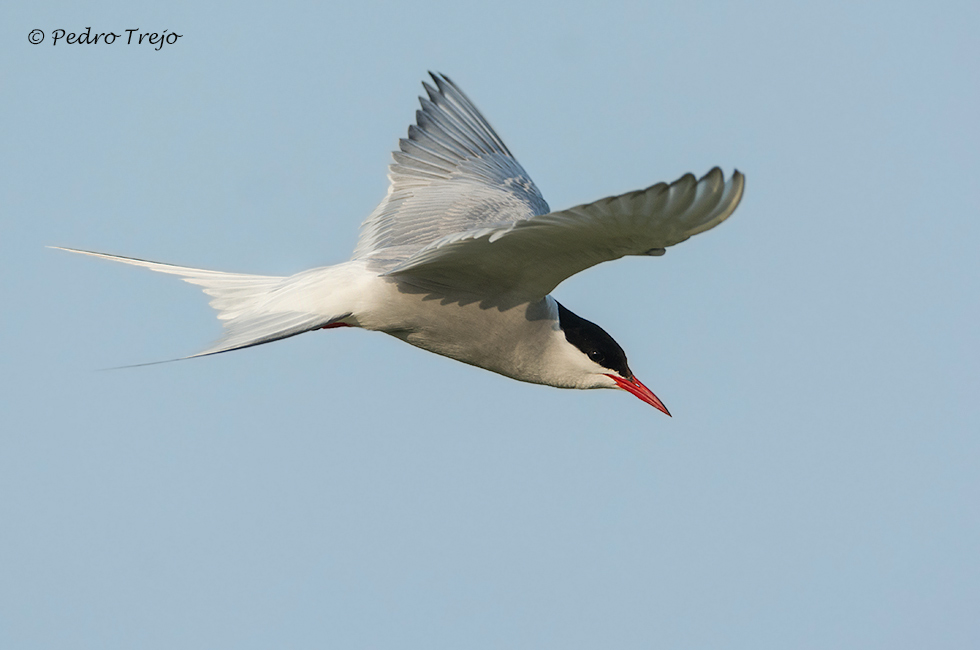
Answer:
[55, 73, 744, 415]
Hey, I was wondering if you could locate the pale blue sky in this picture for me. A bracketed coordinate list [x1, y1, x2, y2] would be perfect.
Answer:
[2, 1, 978, 648]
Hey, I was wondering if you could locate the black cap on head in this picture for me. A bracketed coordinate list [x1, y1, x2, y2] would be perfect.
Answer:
[555, 301, 633, 379]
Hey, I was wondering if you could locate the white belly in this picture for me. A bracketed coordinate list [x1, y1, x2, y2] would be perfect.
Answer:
[352, 272, 564, 385]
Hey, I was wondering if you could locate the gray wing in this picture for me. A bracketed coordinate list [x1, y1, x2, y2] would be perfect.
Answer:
[352, 73, 550, 260]
[385, 168, 745, 302]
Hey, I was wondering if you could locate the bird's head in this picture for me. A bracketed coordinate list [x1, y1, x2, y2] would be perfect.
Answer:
[555, 301, 670, 416]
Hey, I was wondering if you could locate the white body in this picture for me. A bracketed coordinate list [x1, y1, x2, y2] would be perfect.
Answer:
[255, 260, 608, 390]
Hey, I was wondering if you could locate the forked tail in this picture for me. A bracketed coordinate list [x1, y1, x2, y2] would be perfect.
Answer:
[52, 247, 351, 360]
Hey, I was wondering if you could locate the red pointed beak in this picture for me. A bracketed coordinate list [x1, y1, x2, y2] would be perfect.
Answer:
[606, 374, 671, 416]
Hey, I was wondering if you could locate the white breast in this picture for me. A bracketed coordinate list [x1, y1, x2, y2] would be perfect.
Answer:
[351, 278, 578, 386]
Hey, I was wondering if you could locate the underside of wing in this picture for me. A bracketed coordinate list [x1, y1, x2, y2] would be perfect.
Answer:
[385, 168, 744, 302]
[352, 73, 549, 260]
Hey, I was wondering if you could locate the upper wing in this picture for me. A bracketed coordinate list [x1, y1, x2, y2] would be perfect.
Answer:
[385, 168, 744, 301]
[352, 72, 549, 260]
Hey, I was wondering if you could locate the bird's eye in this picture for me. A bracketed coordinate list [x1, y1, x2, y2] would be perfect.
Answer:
[588, 349, 605, 363]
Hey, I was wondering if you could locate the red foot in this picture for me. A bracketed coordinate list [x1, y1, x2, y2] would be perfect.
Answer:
[320, 322, 351, 330]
